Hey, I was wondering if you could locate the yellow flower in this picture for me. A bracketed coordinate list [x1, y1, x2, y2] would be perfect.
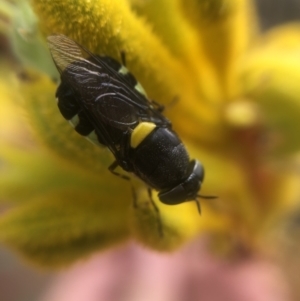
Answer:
[1, 0, 300, 268]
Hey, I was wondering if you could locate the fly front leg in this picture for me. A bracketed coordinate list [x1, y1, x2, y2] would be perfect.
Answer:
[148, 188, 163, 237]
[108, 160, 130, 180]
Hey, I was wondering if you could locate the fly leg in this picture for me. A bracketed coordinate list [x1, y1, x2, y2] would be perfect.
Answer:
[108, 160, 138, 208]
[150, 99, 165, 112]
[109, 160, 163, 237]
[148, 188, 163, 237]
[120, 51, 127, 66]
[108, 160, 130, 180]
[120, 51, 165, 114]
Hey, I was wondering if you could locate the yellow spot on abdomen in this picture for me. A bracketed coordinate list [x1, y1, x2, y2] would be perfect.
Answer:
[131, 122, 156, 148]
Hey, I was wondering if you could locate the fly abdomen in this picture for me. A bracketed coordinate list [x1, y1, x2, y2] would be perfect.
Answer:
[130, 123, 190, 190]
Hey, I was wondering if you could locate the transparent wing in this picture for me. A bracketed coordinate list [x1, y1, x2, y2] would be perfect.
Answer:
[48, 34, 169, 127]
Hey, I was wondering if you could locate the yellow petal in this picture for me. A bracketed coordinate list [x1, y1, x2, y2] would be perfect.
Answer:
[0, 189, 130, 268]
[129, 0, 222, 103]
[130, 187, 201, 250]
[180, 0, 258, 97]
[238, 24, 300, 156]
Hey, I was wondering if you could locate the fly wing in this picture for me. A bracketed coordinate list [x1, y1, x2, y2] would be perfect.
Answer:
[48, 35, 169, 125]
[48, 35, 83, 72]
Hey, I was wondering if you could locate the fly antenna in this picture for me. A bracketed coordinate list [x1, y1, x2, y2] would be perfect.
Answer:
[197, 194, 218, 199]
[195, 198, 201, 215]
[194, 195, 218, 215]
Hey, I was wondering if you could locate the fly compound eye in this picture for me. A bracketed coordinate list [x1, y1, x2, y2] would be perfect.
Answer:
[158, 184, 189, 205]
[158, 160, 204, 205]
[191, 160, 204, 183]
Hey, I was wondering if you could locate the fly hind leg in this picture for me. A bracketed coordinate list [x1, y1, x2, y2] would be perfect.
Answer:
[147, 188, 163, 237]
[108, 161, 163, 237]
[108, 160, 130, 180]
[108, 160, 139, 208]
